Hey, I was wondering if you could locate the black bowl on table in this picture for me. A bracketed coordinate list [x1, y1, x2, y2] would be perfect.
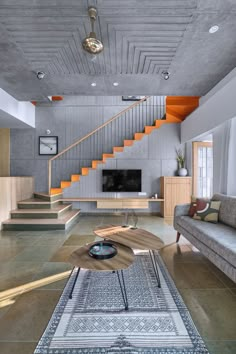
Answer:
[88, 242, 117, 260]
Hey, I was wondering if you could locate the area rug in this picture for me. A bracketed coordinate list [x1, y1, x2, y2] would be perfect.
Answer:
[34, 253, 209, 353]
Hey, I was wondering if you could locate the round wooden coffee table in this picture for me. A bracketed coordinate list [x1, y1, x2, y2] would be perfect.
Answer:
[94, 225, 164, 287]
[69, 241, 134, 310]
[93, 225, 164, 250]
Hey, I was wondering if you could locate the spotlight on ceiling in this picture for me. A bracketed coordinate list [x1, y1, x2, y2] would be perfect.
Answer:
[82, 7, 104, 55]
[209, 25, 219, 34]
[113, 82, 119, 86]
[162, 71, 170, 80]
[36, 71, 45, 80]
[91, 82, 97, 87]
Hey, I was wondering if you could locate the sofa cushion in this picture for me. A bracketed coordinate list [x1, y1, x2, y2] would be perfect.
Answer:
[193, 199, 221, 223]
[212, 193, 236, 229]
[176, 216, 236, 268]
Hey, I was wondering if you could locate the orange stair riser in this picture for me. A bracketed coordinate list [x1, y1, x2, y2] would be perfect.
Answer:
[166, 107, 183, 121]
[166, 96, 199, 121]
[92, 160, 104, 168]
[124, 140, 134, 146]
[166, 117, 182, 123]
[113, 147, 124, 152]
[82, 168, 89, 176]
[166, 96, 199, 105]
[145, 126, 157, 134]
[71, 175, 80, 182]
[134, 133, 146, 140]
[170, 107, 198, 119]
[103, 154, 114, 160]
[50, 188, 62, 195]
[155, 120, 166, 127]
[61, 181, 71, 188]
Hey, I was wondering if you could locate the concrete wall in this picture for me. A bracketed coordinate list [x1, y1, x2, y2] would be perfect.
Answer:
[10, 96, 182, 212]
[64, 124, 181, 213]
[181, 68, 236, 143]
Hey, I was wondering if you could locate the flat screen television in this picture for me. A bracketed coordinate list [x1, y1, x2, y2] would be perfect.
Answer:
[102, 169, 141, 192]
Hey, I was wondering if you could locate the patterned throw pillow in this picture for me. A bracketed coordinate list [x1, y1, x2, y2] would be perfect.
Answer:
[188, 196, 197, 217]
[193, 199, 221, 223]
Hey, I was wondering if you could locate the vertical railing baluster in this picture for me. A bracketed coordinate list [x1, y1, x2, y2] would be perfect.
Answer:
[49, 96, 154, 192]
[146, 98, 148, 125]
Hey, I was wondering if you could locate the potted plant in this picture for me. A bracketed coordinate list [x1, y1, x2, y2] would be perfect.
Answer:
[176, 148, 188, 176]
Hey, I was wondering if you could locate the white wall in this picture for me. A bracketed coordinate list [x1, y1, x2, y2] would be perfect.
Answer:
[0, 88, 35, 128]
[213, 117, 236, 195]
[181, 68, 236, 143]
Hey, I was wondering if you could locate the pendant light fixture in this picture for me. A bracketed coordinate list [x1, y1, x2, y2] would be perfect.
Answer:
[82, 7, 104, 55]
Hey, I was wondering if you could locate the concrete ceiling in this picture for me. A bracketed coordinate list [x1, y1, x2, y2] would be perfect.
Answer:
[0, 0, 236, 100]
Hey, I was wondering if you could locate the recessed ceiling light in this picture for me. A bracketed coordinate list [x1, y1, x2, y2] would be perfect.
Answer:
[209, 25, 219, 34]
[161, 71, 170, 80]
[113, 82, 119, 86]
[36, 71, 45, 80]
[91, 82, 97, 87]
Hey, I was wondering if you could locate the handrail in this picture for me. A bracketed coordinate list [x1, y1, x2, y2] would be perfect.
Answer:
[48, 96, 149, 193]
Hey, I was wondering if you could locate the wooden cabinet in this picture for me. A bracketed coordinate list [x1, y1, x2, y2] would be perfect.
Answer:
[160, 176, 192, 217]
[97, 199, 149, 209]
[0, 177, 34, 230]
[63, 198, 164, 211]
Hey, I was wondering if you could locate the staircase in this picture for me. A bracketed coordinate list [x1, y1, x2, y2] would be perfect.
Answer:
[49, 95, 199, 195]
[2, 95, 199, 231]
[2, 192, 80, 230]
[166, 96, 199, 122]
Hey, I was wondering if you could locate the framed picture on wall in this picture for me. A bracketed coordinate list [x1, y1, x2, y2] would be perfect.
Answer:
[122, 96, 146, 101]
[39, 136, 58, 155]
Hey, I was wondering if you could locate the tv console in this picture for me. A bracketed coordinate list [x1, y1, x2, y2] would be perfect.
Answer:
[61, 197, 164, 210]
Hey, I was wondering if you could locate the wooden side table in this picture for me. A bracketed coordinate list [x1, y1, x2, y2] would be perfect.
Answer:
[94, 225, 164, 288]
[69, 241, 134, 310]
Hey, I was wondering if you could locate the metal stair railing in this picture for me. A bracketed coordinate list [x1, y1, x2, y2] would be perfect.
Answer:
[48, 96, 166, 194]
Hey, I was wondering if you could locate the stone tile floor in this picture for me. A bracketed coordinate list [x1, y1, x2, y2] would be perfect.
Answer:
[0, 215, 235, 354]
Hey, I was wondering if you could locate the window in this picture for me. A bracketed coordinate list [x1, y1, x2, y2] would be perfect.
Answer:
[192, 141, 213, 198]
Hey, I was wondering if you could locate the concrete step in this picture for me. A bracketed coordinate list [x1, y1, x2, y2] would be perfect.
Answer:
[11, 204, 72, 219]
[34, 192, 62, 202]
[18, 198, 61, 209]
[2, 209, 81, 231]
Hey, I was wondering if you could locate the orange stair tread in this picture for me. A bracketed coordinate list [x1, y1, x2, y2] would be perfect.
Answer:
[92, 160, 104, 168]
[50, 188, 62, 195]
[61, 181, 71, 188]
[145, 126, 157, 133]
[113, 147, 124, 152]
[124, 140, 134, 146]
[166, 96, 200, 105]
[71, 175, 80, 182]
[103, 154, 114, 158]
[134, 133, 146, 140]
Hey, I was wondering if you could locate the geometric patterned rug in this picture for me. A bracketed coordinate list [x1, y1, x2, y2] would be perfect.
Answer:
[34, 252, 209, 353]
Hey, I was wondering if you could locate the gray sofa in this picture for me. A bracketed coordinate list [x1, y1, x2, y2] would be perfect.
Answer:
[174, 193, 236, 283]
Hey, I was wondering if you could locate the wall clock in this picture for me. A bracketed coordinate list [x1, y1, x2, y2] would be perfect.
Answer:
[39, 136, 58, 155]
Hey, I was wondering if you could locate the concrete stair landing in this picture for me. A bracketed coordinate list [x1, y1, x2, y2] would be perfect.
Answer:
[2, 193, 80, 231]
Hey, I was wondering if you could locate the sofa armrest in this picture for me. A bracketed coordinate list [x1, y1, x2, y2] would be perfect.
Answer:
[174, 203, 190, 217]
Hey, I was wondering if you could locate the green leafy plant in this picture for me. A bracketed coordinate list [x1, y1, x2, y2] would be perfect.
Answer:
[176, 148, 185, 168]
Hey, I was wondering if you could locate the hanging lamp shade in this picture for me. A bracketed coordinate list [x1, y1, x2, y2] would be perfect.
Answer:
[82, 7, 104, 55]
